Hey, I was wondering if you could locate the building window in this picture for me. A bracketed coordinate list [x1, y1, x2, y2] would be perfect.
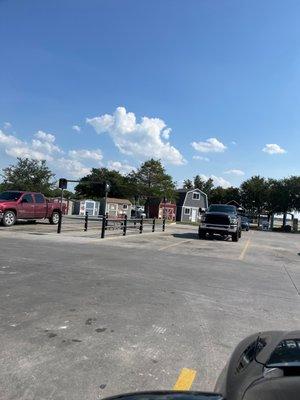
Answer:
[184, 208, 191, 215]
[193, 192, 200, 200]
[123, 204, 128, 210]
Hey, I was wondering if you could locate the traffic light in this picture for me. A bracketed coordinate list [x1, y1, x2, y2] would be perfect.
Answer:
[58, 178, 68, 189]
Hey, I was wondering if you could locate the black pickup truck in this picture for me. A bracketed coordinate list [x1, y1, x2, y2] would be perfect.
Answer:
[198, 204, 242, 242]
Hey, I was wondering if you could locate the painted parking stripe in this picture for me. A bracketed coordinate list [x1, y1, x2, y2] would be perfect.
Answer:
[173, 368, 197, 390]
[158, 240, 191, 251]
[239, 238, 251, 260]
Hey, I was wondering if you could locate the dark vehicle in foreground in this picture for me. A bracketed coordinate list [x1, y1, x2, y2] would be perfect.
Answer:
[241, 216, 250, 231]
[198, 204, 242, 242]
[0, 191, 65, 227]
[104, 330, 300, 400]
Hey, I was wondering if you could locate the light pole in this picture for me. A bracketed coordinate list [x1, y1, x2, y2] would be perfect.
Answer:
[163, 195, 166, 220]
[104, 181, 110, 216]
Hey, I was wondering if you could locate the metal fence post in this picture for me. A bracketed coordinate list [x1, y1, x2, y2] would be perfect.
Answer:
[123, 215, 127, 236]
[162, 218, 166, 232]
[101, 215, 106, 238]
[152, 218, 156, 232]
[57, 212, 62, 234]
[139, 216, 143, 234]
[84, 212, 89, 231]
[105, 212, 108, 227]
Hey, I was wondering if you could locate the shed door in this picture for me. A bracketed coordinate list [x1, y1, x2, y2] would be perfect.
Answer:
[191, 208, 197, 222]
[85, 201, 95, 215]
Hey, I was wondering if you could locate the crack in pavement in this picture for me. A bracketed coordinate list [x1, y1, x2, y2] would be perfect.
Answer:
[283, 264, 300, 296]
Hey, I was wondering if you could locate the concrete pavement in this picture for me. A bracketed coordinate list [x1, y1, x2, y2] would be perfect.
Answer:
[0, 225, 300, 400]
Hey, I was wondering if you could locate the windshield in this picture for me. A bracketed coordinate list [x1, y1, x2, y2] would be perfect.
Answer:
[208, 205, 236, 214]
[0, 191, 22, 201]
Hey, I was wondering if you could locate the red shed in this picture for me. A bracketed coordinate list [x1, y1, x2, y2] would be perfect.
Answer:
[148, 198, 176, 221]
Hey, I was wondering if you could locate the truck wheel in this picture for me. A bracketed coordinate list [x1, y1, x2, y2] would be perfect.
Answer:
[232, 232, 239, 242]
[49, 211, 60, 225]
[198, 230, 206, 239]
[2, 210, 16, 227]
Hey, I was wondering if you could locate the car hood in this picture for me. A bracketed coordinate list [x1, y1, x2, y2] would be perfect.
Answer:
[205, 211, 236, 216]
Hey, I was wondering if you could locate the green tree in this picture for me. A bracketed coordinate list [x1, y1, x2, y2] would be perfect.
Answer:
[193, 175, 214, 195]
[183, 179, 194, 189]
[0, 182, 5, 192]
[209, 186, 241, 205]
[240, 175, 269, 216]
[209, 187, 226, 204]
[75, 168, 133, 200]
[1, 158, 55, 195]
[288, 176, 300, 211]
[268, 176, 300, 227]
[131, 159, 176, 201]
[50, 188, 75, 199]
[223, 187, 241, 204]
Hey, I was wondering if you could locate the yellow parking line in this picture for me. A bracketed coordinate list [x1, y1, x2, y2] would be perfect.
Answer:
[239, 238, 251, 260]
[158, 240, 191, 251]
[173, 368, 197, 390]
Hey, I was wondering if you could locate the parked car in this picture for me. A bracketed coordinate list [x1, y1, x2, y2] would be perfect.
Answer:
[241, 216, 250, 231]
[131, 206, 146, 218]
[0, 191, 66, 227]
[198, 203, 242, 242]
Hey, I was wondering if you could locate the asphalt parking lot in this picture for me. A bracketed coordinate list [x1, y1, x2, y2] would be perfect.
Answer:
[1, 223, 300, 400]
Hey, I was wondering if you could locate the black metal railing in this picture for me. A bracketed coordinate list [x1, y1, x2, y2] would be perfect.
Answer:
[57, 212, 166, 238]
[100, 215, 166, 238]
[57, 213, 103, 234]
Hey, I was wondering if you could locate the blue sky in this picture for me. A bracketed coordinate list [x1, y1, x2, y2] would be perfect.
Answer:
[1, 0, 299, 188]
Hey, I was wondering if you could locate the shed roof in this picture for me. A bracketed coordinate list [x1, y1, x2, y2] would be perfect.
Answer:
[177, 188, 207, 196]
[106, 197, 132, 205]
[227, 200, 245, 209]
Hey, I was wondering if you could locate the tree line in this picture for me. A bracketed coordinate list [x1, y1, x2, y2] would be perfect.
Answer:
[1, 158, 299, 220]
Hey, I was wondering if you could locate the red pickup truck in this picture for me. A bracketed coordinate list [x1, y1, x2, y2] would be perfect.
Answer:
[0, 191, 66, 227]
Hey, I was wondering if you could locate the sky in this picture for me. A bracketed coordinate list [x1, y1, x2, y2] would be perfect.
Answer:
[1, 0, 300, 189]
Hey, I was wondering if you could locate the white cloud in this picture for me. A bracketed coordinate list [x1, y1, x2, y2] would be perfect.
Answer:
[56, 158, 91, 178]
[35, 130, 56, 143]
[0, 129, 100, 179]
[224, 169, 245, 176]
[5, 146, 52, 161]
[68, 149, 103, 162]
[0, 130, 22, 147]
[107, 160, 135, 175]
[3, 122, 12, 130]
[72, 125, 81, 132]
[0, 129, 62, 160]
[0, 130, 54, 161]
[231, 141, 237, 145]
[192, 155, 210, 161]
[191, 138, 227, 153]
[262, 143, 286, 154]
[32, 131, 62, 155]
[200, 174, 231, 189]
[86, 106, 185, 165]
